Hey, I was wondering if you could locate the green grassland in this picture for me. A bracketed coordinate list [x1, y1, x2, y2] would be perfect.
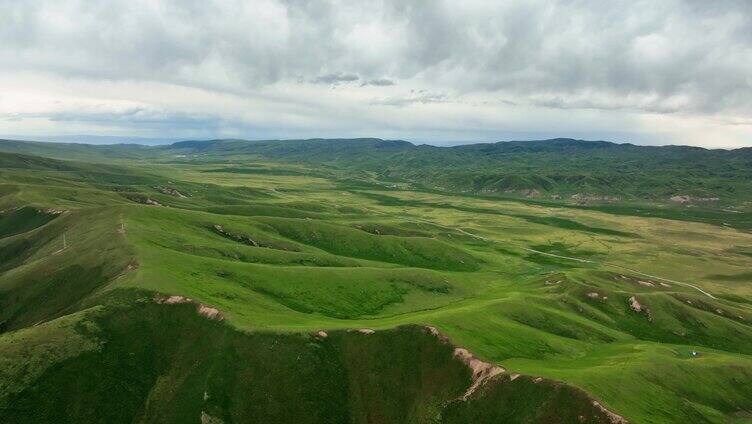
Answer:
[0, 139, 751, 423]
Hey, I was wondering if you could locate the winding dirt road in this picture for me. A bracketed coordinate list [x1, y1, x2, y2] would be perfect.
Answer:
[456, 225, 718, 300]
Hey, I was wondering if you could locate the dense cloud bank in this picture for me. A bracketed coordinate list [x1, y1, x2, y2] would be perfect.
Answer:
[1, 1, 750, 146]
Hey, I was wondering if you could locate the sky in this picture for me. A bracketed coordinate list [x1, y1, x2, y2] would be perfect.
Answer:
[1, 0, 751, 148]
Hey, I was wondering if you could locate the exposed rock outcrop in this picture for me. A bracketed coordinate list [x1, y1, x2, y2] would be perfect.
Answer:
[154, 186, 188, 198]
[571, 193, 620, 204]
[423, 326, 629, 423]
[628, 296, 652, 322]
[453, 347, 506, 400]
[670, 195, 719, 204]
[154, 294, 224, 321]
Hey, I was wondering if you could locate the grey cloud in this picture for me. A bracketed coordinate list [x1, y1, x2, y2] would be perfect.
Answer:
[312, 73, 359, 84]
[373, 91, 448, 107]
[529, 97, 683, 115]
[361, 78, 395, 87]
[41, 108, 223, 131]
[719, 118, 752, 126]
[0, 0, 751, 146]
[1, 1, 750, 115]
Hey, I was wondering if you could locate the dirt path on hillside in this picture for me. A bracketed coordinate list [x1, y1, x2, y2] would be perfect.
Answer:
[415, 217, 718, 300]
[363, 200, 719, 300]
[522, 247, 717, 299]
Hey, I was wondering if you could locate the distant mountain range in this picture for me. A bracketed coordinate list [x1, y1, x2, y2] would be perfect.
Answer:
[1, 137, 751, 203]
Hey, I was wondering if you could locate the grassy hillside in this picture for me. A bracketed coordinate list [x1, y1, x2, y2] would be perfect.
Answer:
[3, 137, 752, 204]
[0, 143, 751, 423]
[160, 138, 752, 203]
[0, 299, 618, 424]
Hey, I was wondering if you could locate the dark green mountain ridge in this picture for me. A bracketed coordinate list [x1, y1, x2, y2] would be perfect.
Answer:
[2, 137, 750, 203]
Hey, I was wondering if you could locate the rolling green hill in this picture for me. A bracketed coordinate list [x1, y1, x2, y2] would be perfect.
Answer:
[155, 138, 752, 204]
[3, 137, 751, 204]
[158, 138, 752, 202]
[0, 140, 751, 423]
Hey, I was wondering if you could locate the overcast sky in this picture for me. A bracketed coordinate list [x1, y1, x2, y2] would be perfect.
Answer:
[1, 0, 751, 147]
